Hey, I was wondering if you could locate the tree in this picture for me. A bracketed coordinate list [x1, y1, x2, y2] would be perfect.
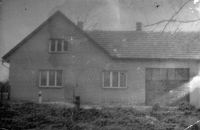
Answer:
[128, 0, 200, 32]
[48, 0, 104, 31]
[69, 7, 103, 30]
[144, 0, 200, 32]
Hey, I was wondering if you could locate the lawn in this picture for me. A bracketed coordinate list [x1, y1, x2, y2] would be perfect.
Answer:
[1, 101, 200, 130]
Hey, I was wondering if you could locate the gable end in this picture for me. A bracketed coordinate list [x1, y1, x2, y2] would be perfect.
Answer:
[2, 10, 110, 61]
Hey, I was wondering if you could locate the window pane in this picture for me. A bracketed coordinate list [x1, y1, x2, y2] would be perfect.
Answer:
[146, 68, 152, 80]
[50, 40, 56, 52]
[120, 72, 126, 87]
[49, 71, 55, 86]
[152, 68, 167, 80]
[175, 69, 189, 80]
[112, 71, 118, 87]
[168, 69, 176, 80]
[152, 69, 160, 80]
[57, 40, 62, 51]
[104, 71, 110, 87]
[159, 69, 167, 80]
[56, 71, 62, 86]
[41, 71, 47, 86]
[63, 41, 68, 51]
[182, 69, 189, 80]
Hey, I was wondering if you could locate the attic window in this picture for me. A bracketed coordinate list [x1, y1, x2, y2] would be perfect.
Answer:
[49, 39, 68, 52]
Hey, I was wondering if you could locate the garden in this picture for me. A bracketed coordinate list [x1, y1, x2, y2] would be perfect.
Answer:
[1, 101, 200, 130]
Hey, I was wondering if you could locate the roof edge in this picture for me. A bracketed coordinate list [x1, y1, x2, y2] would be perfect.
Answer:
[2, 10, 68, 60]
[2, 10, 112, 61]
[114, 57, 200, 60]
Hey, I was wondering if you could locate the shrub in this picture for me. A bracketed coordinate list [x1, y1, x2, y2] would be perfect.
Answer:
[151, 103, 161, 112]
[178, 102, 196, 115]
[1, 101, 200, 130]
[0, 81, 10, 92]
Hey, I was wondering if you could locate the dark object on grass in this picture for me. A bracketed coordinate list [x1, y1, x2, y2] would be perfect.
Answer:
[74, 96, 80, 110]
[178, 102, 196, 112]
[0, 82, 10, 100]
[152, 103, 161, 112]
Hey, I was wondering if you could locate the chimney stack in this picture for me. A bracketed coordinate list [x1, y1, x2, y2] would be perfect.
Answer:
[77, 21, 84, 30]
[136, 22, 142, 31]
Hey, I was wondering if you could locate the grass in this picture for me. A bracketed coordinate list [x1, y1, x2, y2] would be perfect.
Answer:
[1, 101, 200, 130]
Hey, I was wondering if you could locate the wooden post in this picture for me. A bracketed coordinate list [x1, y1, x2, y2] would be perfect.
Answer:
[0, 86, 2, 100]
[39, 91, 42, 103]
[8, 85, 10, 100]
[75, 96, 80, 110]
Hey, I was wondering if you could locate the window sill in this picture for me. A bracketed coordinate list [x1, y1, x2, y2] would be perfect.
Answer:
[102, 87, 127, 89]
[49, 52, 68, 54]
[39, 86, 63, 89]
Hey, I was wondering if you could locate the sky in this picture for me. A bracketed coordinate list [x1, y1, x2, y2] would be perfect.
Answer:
[0, 0, 200, 82]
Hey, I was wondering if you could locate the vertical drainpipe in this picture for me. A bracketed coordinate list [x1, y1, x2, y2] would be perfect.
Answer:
[1, 59, 10, 100]
[39, 91, 42, 103]
[1, 60, 10, 68]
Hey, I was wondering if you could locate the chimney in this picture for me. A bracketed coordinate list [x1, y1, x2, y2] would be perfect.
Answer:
[77, 21, 84, 30]
[136, 22, 142, 31]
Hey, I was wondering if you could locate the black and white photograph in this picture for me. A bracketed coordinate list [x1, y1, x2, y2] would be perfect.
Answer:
[1, 0, 200, 129]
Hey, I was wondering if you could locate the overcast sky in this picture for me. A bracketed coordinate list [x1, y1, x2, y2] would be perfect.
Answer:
[0, 0, 200, 81]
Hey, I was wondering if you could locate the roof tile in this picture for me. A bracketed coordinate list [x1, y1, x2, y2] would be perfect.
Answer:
[88, 31, 200, 59]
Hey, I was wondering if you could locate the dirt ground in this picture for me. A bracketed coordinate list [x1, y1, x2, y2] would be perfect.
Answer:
[1, 100, 200, 130]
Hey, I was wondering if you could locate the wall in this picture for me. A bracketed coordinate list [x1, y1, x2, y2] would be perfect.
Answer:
[7, 13, 200, 106]
[189, 61, 200, 108]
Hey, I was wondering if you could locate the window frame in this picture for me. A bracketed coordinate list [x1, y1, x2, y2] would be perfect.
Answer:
[39, 70, 63, 88]
[102, 70, 127, 88]
[49, 39, 69, 53]
[145, 68, 190, 81]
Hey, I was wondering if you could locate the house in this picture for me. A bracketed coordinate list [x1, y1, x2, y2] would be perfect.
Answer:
[2, 10, 200, 107]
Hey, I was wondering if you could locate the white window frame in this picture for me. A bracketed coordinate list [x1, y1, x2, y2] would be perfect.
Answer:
[49, 39, 68, 52]
[102, 70, 127, 88]
[39, 70, 63, 88]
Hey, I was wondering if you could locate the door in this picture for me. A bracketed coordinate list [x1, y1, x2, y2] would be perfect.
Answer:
[145, 68, 189, 106]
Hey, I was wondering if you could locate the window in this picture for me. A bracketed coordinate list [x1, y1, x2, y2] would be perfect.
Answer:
[49, 39, 68, 52]
[175, 68, 189, 80]
[152, 68, 167, 80]
[102, 70, 127, 88]
[146, 68, 189, 81]
[39, 70, 62, 87]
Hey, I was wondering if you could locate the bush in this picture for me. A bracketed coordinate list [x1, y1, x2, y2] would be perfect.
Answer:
[0, 81, 10, 92]
[1, 101, 200, 130]
[178, 102, 196, 114]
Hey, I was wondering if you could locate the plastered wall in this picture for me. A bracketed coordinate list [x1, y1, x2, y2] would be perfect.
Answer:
[7, 14, 200, 106]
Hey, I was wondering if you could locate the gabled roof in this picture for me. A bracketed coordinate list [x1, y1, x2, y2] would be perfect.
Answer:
[88, 31, 200, 59]
[2, 10, 90, 60]
[3, 10, 200, 60]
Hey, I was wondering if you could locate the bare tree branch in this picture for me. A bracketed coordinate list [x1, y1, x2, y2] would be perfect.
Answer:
[144, 18, 200, 27]
[170, 0, 192, 19]
[66, 6, 102, 30]
[144, 0, 193, 29]
[86, 21, 99, 30]
[82, 11, 103, 29]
